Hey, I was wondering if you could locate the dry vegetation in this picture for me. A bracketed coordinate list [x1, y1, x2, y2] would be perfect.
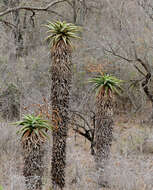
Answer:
[0, 116, 153, 190]
[0, 0, 153, 189]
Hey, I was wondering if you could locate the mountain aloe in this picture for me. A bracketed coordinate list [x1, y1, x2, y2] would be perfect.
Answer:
[46, 20, 80, 189]
[15, 114, 52, 190]
[89, 73, 122, 185]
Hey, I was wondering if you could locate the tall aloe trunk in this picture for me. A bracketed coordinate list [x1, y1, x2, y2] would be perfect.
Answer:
[51, 41, 72, 189]
[22, 140, 45, 190]
[95, 96, 114, 173]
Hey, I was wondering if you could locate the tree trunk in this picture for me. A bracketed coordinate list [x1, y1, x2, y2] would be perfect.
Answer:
[10, 0, 24, 57]
[71, 0, 87, 24]
[78, 0, 87, 25]
[95, 97, 113, 186]
[142, 73, 153, 123]
[51, 41, 72, 189]
[23, 141, 45, 190]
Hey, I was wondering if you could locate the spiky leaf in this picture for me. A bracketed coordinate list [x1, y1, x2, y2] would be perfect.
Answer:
[89, 73, 123, 97]
[14, 114, 52, 143]
[45, 20, 81, 47]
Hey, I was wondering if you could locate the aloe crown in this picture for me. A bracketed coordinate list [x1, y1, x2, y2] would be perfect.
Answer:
[14, 114, 52, 143]
[89, 73, 123, 97]
[45, 20, 81, 47]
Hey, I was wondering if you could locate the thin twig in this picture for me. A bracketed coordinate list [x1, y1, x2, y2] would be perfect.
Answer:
[70, 110, 91, 130]
[134, 65, 146, 76]
[0, 0, 67, 17]
[0, 19, 16, 28]
[104, 48, 134, 62]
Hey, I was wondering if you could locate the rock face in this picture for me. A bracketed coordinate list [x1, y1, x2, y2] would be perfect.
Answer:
[0, 84, 21, 120]
[142, 137, 153, 154]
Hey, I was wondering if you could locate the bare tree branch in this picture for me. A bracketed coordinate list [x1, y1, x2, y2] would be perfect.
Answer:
[128, 78, 145, 89]
[64, 0, 73, 7]
[134, 65, 146, 76]
[0, 19, 16, 28]
[73, 127, 92, 142]
[105, 40, 153, 121]
[136, 58, 150, 73]
[70, 110, 91, 130]
[69, 110, 95, 155]
[0, 0, 67, 17]
[104, 48, 134, 62]
[104, 45, 150, 75]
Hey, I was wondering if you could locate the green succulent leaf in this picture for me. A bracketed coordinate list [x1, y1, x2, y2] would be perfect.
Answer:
[14, 114, 52, 142]
[45, 20, 81, 47]
[89, 73, 123, 97]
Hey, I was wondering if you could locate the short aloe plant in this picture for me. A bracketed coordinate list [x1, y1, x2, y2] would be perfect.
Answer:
[15, 114, 52, 144]
[14, 114, 52, 190]
[89, 73, 123, 97]
[45, 20, 80, 47]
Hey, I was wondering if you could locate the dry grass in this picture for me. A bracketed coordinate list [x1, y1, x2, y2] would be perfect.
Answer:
[0, 119, 153, 190]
